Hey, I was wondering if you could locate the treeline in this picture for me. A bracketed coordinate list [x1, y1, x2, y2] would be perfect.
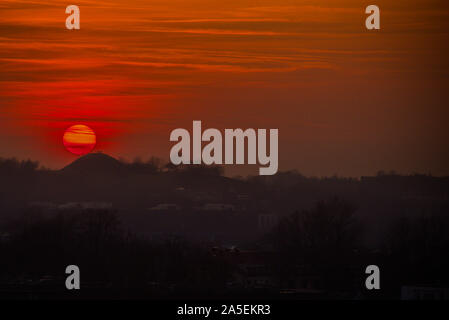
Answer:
[0, 158, 40, 176]
[266, 198, 449, 295]
[0, 208, 232, 294]
[0, 156, 225, 176]
[1, 199, 448, 298]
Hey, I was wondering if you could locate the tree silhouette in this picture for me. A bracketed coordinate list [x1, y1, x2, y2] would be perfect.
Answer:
[269, 198, 360, 291]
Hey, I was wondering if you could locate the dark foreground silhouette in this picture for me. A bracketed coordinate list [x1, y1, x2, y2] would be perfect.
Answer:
[0, 154, 448, 299]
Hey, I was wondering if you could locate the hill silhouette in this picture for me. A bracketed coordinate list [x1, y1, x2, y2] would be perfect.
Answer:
[60, 152, 125, 175]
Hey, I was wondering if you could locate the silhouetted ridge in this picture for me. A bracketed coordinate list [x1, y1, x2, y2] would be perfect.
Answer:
[60, 152, 124, 174]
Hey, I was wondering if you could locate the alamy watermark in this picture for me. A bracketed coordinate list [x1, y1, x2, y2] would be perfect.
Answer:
[169, 121, 278, 175]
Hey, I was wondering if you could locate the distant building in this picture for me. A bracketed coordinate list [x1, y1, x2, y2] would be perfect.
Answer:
[280, 273, 323, 293]
[237, 194, 249, 201]
[401, 286, 449, 300]
[28, 201, 113, 215]
[213, 247, 325, 295]
[148, 203, 181, 211]
[58, 202, 112, 210]
[201, 203, 235, 211]
[238, 264, 277, 289]
[258, 214, 278, 232]
[0, 232, 10, 243]
[212, 247, 277, 290]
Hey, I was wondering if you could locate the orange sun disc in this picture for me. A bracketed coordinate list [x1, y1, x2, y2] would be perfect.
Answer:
[63, 124, 96, 155]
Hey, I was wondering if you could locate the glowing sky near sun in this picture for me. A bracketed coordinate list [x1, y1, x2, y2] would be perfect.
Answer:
[0, 0, 448, 176]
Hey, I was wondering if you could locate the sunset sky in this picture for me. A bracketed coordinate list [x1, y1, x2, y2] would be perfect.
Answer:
[0, 0, 448, 176]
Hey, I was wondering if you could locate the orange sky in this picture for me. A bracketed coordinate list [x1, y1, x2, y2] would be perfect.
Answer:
[0, 0, 448, 176]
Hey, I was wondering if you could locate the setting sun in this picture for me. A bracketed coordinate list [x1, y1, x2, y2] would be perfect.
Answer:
[63, 124, 96, 155]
